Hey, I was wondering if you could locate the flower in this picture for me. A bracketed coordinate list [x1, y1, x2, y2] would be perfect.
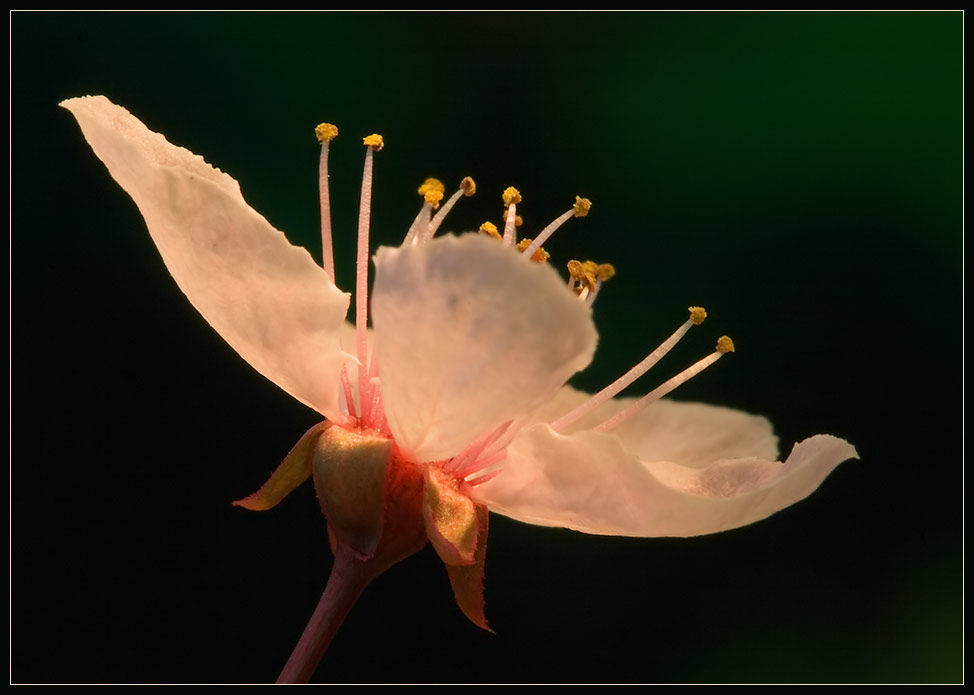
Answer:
[63, 95, 857, 682]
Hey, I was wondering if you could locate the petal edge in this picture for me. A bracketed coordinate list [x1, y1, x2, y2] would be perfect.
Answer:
[63, 96, 351, 419]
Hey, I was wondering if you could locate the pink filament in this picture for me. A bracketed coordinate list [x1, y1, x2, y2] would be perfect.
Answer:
[520, 208, 574, 260]
[356, 147, 376, 423]
[402, 202, 431, 246]
[502, 203, 517, 245]
[318, 141, 335, 281]
[339, 362, 357, 420]
[551, 318, 695, 432]
[595, 351, 723, 433]
[445, 421, 511, 474]
[465, 468, 503, 487]
[426, 188, 465, 241]
[456, 448, 507, 479]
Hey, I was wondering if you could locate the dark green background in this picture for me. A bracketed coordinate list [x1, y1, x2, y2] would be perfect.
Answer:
[12, 11, 961, 684]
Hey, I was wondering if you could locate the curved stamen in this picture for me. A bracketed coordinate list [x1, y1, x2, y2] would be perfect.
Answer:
[595, 336, 735, 433]
[520, 196, 591, 261]
[427, 176, 475, 241]
[403, 202, 432, 246]
[551, 307, 708, 432]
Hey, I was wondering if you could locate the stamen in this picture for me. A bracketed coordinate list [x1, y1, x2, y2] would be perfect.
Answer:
[595, 336, 734, 434]
[502, 207, 524, 228]
[315, 122, 339, 281]
[417, 177, 446, 208]
[464, 468, 504, 488]
[585, 263, 615, 306]
[502, 186, 522, 206]
[567, 259, 607, 299]
[356, 135, 383, 424]
[401, 179, 441, 246]
[566, 259, 584, 289]
[445, 420, 511, 474]
[551, 307, 707, 432]
[502, 186, 521, 245]
[362, 133, 384, 150]
[456, 447, 507, 479]
[520, 196, 591, 261]
[337, 335, 358, 421]
[479, 221, 502, 241]
[516, 238, 550, 263]
[339, 363, 357, 420]
[403, 202, 432, 246]
[427, 176, 476, 241]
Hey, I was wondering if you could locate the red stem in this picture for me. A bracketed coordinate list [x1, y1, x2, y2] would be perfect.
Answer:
[276, 544, 374, 684]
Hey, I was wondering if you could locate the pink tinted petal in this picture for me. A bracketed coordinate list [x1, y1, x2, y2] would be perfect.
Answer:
[474, 423, 856, 537]
[371, 234, 597, 462]
[63, 96, 350, 420]
[528, 387, 779, 467]
[597, 399, 779, 468]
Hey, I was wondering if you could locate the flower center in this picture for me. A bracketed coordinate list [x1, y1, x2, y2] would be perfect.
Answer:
[315, 121, 736, 489]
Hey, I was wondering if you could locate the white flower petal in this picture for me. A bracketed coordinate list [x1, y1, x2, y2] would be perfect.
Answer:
[600, 399, 779, 468]
[371, 234, 597, 462]
[63, 96, 350, 420]
[474, 422, 856, 537]
[522, 386, 780, 467]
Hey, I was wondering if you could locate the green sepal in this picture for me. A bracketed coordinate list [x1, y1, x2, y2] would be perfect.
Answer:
[233, 421, 330, 511]
[444, 503, 492, 632]
[312, 428, 392, 560]
[423, 465, 479, 566]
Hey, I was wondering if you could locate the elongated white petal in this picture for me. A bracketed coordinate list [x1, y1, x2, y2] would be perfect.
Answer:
[474, 421, 856, 537]
[63, 96, 350, 420]
[371, 234, 597, 462]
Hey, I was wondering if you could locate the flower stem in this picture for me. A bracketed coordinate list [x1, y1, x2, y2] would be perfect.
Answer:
[276, 544, 373, 684]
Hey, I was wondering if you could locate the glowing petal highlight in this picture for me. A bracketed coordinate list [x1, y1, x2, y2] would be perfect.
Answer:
[371, 234, 597, 462]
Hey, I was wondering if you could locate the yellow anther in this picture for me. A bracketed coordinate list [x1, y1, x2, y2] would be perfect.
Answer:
[424, 189, 444, 209]
[502, 208, 523, 226]
[717, 336, 735, 354]
[688, 306, 707, 326]
[502, 186, 522, 206]
[573, 196, 592, 218]
[596, 263, 615, 282]
[460, 176, 476, 196]
[566, 260, 600, 293]
[516, 238, 550, 263]
[363, 133, 384, 150]
[315, 123, 338, 143]
[418, 178, 445, 197]
[479, 221, 502, 240]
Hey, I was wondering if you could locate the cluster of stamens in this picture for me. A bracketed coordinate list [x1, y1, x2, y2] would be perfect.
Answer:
[314, 123, 735, 487]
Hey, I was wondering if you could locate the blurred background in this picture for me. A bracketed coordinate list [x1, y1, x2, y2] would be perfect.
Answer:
[12, 11, 961, 684]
